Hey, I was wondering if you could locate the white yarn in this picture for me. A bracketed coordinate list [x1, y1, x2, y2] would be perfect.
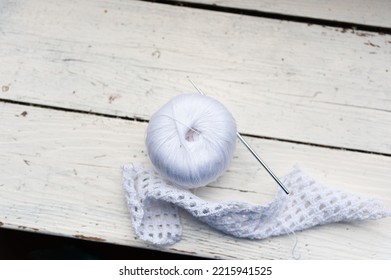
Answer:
[146, 94, 237, 189]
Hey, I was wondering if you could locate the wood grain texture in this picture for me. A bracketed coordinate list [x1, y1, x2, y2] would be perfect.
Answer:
[0, 0, 390, 154]
[1, 103, 390, 259]
[180, 0, 391, 28]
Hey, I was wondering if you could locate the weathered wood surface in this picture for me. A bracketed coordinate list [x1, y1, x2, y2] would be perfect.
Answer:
[0, 0, 390, 259]
[180, 0, 391, 28]
[1, 0, 390, 154]
[1, 103, 390, 259]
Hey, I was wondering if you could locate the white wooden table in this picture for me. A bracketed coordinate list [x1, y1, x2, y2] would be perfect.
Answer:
[1, 0, 390, 259]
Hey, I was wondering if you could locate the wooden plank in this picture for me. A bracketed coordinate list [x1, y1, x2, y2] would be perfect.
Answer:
[1, 102, 390, 259]
[180, 0, 391, 28]
[0, 0, 390, 154]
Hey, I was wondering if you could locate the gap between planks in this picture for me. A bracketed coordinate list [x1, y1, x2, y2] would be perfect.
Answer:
[141, 0, 391, 33]
[1, 98, 390, 158]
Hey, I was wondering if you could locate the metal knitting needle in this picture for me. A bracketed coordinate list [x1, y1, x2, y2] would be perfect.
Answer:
[188, 78, 289, 195]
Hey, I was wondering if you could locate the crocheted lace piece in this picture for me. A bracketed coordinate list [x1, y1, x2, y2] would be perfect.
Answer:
[123, 164, 389, 245]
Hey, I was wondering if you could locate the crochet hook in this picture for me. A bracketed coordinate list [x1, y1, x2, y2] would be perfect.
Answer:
[188, 78, 289, 195]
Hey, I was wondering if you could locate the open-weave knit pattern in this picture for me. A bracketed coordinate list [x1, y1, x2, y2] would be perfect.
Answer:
[123, 164, 389, 245]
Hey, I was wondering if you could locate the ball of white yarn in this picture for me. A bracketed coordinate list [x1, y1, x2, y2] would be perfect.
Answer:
[146, 94, 237, 189]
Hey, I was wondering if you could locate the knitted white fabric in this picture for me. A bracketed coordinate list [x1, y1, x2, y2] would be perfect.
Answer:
[123, 164, 389, 245]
